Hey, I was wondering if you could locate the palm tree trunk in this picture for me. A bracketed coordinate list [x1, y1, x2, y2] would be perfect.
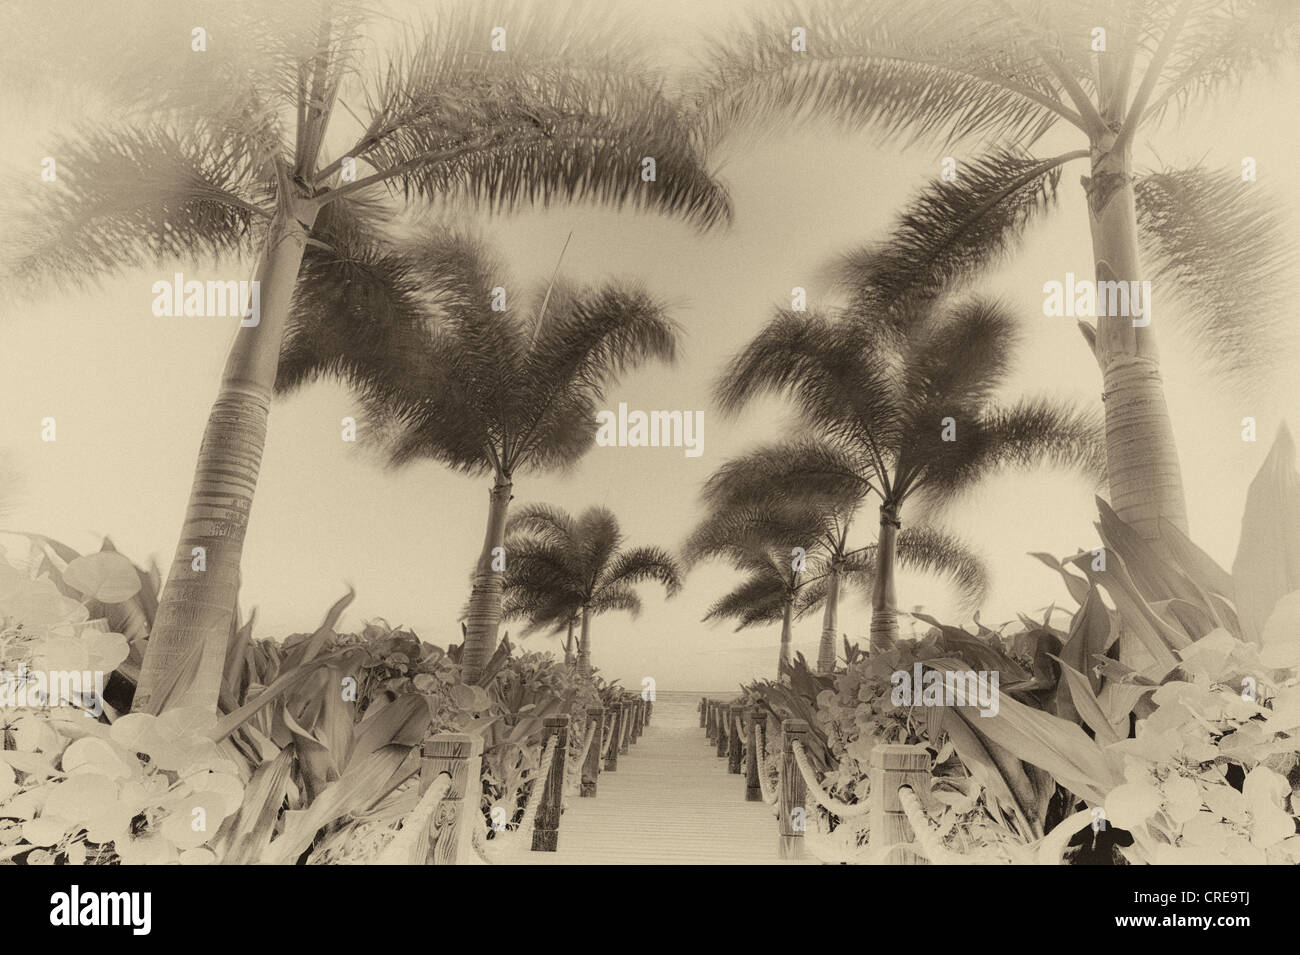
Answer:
[816, 565, 839, 673]
[133, 198, 319, 715]
[564, 616, 576, 668]
[577, 607, 593, 677]
[460, 474, 513, 685]
[869, 504, 900, 653]
[1085, 136, 1189, 542]
[778, 598, 794, 678]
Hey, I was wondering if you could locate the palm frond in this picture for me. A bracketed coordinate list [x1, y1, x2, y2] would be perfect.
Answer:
[1135, 165, 1298, 388]
[699, 0, 1067, 149]
[599, 546, 683, 600]
[352, 2, 730, 227]
[2, 125, 269, 294]
[895, 525, 990, 609]
[702, 572, 789, 630]
[700, 438, 872, 514]
[831, 146, 1069, 315]
[713, 310, 904, 462]
[911, 397, 1106, 502]
[1141, 0, 1300, 127]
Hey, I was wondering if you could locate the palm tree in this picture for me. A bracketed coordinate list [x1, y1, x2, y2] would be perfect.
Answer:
[279, 233, 680, 683]
[500, 504, 683, 676]
[703, 0, 1298, 543]
[699, 440, 990, 672]
[687, 482, 987, 671]
[4, 1, 730, 713]
[715, 290, 1104, 651]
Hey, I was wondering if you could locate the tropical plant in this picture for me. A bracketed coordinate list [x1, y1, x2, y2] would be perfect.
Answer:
[4, 0, 730, 715]
[500, 504, 683, 677]
[715, 289, 1104, 651]
[279, 233, 681, 684]
[702, 0, 1299, 544]
[0, 532, 605, 865]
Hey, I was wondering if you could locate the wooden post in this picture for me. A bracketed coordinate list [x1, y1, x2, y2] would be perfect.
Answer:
[727, 705, 743, 774]
[619, 697, 632, 754]
[778, 719, 808, 860]
[705, 700, 717, 742]
[420, 733, 483, 865]
[715, 703, 730, 758]
[531, 715, 569, 852]
[744, 707, 762, 802]
[631, 698, 644, 742]
[581, 706, 602, 797]
[645, 699, 653, 726]
[699, 696, 707, 728]
[868, 743, 931, 865]
[604, 702, 623, 771]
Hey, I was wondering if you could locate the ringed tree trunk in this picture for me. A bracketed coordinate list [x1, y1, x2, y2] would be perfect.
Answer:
[1084, 134, 1189, 543]
[576, 606, 593, 677]
[564, 616, 576, 668]
[133, 197, 320, 715]
[777, 597, 794, 679]
[460, 473, 513, 685]
[869, 504, 900, 654]
[816, 565, 840, 673]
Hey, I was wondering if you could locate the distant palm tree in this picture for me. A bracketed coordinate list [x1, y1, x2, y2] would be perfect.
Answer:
[703, 0, 1298, 543]
[716, 289, 1103, 651]
[4, 0, 730, 713]
[699, 440, 987, 672]
[687, 483, 986, 672]
[280, 234, 680, 683]
[500, 504, 682, 676]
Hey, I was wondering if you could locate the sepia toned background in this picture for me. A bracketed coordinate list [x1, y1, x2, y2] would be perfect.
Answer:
[2, 0, 1298, 691]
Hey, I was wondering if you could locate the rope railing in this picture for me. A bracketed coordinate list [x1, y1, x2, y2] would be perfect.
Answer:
[697, 696, 936, 865]
[789, 739, 869, 820]
[472, 734, 559, 864]
[414, 694, 652, 864]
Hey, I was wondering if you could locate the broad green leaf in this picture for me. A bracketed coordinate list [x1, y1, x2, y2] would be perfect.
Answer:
[62, 551, 142, 603]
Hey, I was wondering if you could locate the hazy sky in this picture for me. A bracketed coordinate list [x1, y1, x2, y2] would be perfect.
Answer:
[3, 1, 1299, 692]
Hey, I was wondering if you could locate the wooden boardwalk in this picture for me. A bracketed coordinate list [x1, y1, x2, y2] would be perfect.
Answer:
[522, 692, 814, 865]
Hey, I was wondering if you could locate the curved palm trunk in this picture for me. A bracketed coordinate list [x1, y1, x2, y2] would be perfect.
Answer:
[460, 475, 513, 685]
[576, 606, 593, 677]
[777, 598, 794, 679]
[869, 504, 900, 653]
[816, 565, 839, 673]
[564, 616, 576, 668]
[1086, 136, 1189, 543]
[133, 199, 319, 715]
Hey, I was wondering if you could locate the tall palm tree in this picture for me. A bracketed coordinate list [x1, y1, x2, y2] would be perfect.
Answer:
[687, 484, 987, 671]
[702, 0, 1298, 543]
[715, 291, 1104, 651]
[4, 1, 730, 713]
[501, 505, 683, 676]
[279, 233, 681, 683]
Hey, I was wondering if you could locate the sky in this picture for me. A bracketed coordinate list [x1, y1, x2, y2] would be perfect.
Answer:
[2, 0, 1299, 692]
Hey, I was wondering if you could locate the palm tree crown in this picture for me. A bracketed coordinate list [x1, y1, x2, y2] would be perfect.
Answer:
[281, 231, 681, 682]
[714, 261, 1103, 650]
[502, 504, 683, 675]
